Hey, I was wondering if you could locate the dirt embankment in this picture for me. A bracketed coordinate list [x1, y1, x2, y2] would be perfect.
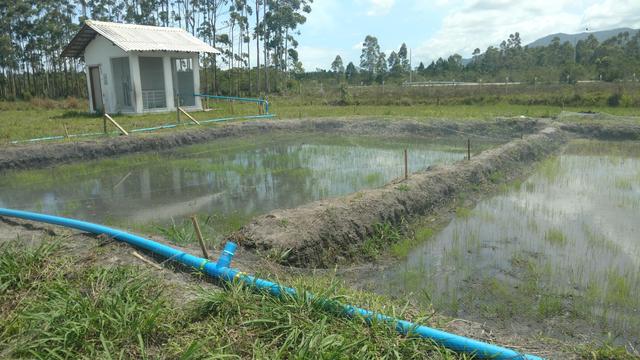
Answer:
[559, 122, 640, 140]
[0, 117, 542, 172]
[234, 126, 567, 268]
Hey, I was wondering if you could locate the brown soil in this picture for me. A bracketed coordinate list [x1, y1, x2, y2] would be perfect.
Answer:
[234, 126, 567, 268]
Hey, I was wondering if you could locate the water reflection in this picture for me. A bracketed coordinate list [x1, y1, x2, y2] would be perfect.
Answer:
[0, 134, 467, 231]
[368, 140, 640, 346]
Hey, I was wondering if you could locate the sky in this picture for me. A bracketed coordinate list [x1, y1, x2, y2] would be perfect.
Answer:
[295, 0, 640, 71]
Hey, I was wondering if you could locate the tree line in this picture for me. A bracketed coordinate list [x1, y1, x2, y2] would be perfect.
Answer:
[319, 31, 640, 86]
[0, 0, 312, 101]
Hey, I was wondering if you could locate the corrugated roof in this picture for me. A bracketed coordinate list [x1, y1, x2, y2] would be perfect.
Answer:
[62, 20, 220, 58]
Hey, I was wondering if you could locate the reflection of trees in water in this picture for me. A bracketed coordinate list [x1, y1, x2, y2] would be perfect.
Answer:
[2, 139, 463, 228]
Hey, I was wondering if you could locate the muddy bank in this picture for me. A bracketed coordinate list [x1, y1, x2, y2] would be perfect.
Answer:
[234, 126, 567, 268]
[559, 121, 640, 140]
[0, 117, 542, 172]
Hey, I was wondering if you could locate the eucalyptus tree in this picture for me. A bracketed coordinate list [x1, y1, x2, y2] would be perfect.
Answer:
[330, 55, 344, 77]
[254, 0, 262, 93]
[262, 0, 312, 90]
[197, 0, 229, 93]
[345, 61, 357, 84]
[230, 0, 253, 93]
[360, 35, 380, 83]
[375, 52, 387, 83]
[398, 43, 409, 72]
[387, 51, 401, 77]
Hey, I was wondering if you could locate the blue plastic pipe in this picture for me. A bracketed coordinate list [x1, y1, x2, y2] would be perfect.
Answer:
[0, 208, 542, 360]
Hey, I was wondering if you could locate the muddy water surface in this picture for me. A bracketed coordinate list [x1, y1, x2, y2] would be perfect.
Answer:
[362, 140, 640, 346]
[0, 133, 471, 238]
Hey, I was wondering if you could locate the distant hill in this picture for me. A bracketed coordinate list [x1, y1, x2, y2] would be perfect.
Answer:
[527, 28, 639, 47]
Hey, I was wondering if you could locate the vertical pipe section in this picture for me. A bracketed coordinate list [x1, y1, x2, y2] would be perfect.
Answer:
[0, 208, 543, 360]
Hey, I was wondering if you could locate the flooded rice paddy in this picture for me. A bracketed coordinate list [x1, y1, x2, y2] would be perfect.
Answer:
[362, 140, 640, 346]
[0, 133, 471, 242]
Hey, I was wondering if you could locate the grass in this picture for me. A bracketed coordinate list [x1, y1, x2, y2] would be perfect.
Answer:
[487, 170, 505, 184]
[390, 226, 435, 258]
[2, 95, 639, 144]
[537, 157, 563, 181]
[361, 222, 404, 259]
[576, 342, 640, 360]
[0, 240, 171, 358]
[455, 207, 473, 219]
[544, 228, 568, 246]
[537, 295, 564, 318]
[0, 99, 260, 143]
[147, 212, 253, 248]
[0, 236, 469, 359]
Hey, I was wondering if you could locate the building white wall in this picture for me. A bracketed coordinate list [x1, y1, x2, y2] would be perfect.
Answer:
[192, 54, 201, 109]
[84, 35, 129, 113]
[129, 54, 143, 113]
[83, 36, 203, 114]
[131, 51, 202, 112]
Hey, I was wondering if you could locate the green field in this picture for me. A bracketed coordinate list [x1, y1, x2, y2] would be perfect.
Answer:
[1, 91, 639, 144]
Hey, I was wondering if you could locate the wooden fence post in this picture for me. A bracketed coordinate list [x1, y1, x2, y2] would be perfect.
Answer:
[404, 148, 408, 180]
[190, 216, 209, 259]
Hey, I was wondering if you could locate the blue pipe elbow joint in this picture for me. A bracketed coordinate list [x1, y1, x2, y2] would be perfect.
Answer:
[216, 241, 237, 268]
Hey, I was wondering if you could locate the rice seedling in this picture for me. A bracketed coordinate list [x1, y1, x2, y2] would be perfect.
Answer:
[537, 157, 563, 181]
[614, 178, 633, 190]
[544, 228, 567, 246]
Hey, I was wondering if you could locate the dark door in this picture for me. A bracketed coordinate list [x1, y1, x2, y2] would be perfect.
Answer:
[172, 58, 195, 106]
[89, 66, 104, 113]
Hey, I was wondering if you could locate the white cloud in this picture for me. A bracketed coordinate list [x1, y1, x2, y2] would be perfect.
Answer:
[582, 0, 640, 31]
[297, 45, 344, 71]
[414, 0, 640, 63]
[304, 0, 340, 32]
[365, 0, 395, 16]
[434, 0, 452, 7]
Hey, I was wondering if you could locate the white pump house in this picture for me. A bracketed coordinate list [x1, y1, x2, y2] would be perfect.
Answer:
[62, 20, 220, 114]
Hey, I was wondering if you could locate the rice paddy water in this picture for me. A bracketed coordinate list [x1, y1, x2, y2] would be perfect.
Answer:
[0, 133, 473, 243]
[360, 139, 640, 347]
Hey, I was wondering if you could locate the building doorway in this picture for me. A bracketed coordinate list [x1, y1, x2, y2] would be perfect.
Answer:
[111, 57, 133, 112]
[172, 58, 195, 107]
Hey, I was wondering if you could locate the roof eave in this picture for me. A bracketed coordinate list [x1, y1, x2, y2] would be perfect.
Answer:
[61, 24, 98, 58]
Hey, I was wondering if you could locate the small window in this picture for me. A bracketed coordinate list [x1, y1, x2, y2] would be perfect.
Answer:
[175, 58, 193, 72]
